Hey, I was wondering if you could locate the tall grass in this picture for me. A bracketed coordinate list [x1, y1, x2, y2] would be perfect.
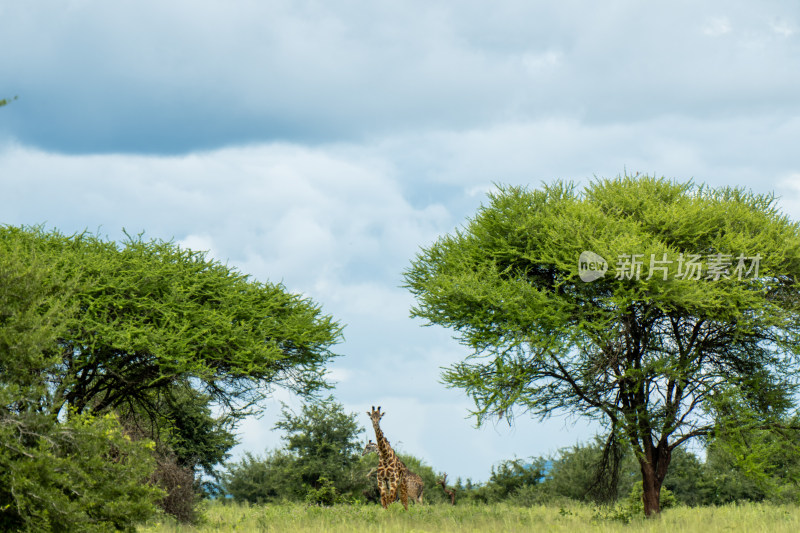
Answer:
[139, 500, 800, 533]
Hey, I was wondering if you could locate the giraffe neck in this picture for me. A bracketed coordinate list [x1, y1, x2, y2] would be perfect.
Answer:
[371, 421, 394, 460]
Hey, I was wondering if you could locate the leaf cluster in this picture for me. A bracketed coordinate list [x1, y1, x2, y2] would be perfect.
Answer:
[1, 230, 163, 530]
[224, 396, 368, 503]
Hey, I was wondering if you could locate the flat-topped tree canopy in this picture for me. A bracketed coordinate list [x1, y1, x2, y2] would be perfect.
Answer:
[404, 175, 800, 516]
[0, 225, 343, 423]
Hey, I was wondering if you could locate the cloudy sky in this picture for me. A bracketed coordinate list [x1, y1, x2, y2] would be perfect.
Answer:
[2, 1, 799, 482]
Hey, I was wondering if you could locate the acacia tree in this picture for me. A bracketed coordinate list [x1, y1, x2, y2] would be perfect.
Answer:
[405, 176, 800, 516]
[0, 226, 342, 422]
[1, 225, 343, 517]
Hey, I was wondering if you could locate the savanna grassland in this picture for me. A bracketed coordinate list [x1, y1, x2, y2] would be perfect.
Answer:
[140, 501, 800, 533]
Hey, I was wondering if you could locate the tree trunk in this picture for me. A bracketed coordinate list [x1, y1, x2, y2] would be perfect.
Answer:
[639, 444, 671, 517]
[640, 462, 661, 517]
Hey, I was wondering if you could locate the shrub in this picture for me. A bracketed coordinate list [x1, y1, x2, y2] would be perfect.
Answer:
[594, 481, 677, 523]
[305, 477, 343, 506]
[0, 412, 163, 532]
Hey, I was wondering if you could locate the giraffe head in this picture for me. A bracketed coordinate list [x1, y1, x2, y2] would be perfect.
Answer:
[367, 405, 385, 426]
[362, 439, 379, 456]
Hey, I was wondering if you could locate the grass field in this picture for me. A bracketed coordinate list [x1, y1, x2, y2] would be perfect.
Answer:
[139, 500, 800, 533]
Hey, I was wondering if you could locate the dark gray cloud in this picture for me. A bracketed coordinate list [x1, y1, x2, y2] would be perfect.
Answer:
[2, 1, 798, 154]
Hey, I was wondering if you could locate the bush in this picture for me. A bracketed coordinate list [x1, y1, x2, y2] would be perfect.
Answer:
[595, 482, 677, 523]
[0, 411, 163, 532]
[457, 457, 547, 504]
[151, 451, 199, 523]
[508, 484, 552, 506]
[223, 450, 300, 503]
[541, 437, 639, 503]
[224, 397, 370, 503]
[305, 477, 343, 506]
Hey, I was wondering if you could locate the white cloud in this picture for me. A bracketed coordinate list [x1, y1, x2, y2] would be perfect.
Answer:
[177, 233, 218, 259]
[703, 17, 733, 37]
[324, 366, 352, 385]
[466, 184, 497, 198]
[0, 141, 451, 288]
[521, 50, 562, 71]
[771, 20, 795, 37]
[776, 174, 800, 221]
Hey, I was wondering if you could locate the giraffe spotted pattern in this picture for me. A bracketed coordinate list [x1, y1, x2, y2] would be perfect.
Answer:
[362, 439, 424, 504]
[366, 406, 424, 509]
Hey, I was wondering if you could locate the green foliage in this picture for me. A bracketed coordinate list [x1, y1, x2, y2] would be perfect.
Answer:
[275, 396, 365, 494]
[224, 397, 367, 503]
[1, 227, 163, 530]
[1, 224, 344, 524]
[119, 382, 237, 478]
[449, 457, 548, 505]
[404, 175, 800, 514]
[55, 226, 340, 417]
[482, 458, 546, 502]
[1, 225, 342, 506]
[593, 482, 677, 523]
[701, 442, 767, 504]
[223, 450, 299, 503]
[700, 412, 800, 505]
[0, 95, 16, 108]
[451, 440, 720, 508]
[661, 447, 708, 506]
[551, 431, 800, 508]
[1, 224, 342, 423]
[0, 411, 163, 532]
[305, 476, 344, 506]
[0, 224, 75, 407]
[540, 437, 639, 503]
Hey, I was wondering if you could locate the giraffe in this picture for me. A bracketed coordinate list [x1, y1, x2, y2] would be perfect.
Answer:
[405, 469, 425, 505]
[362, 439, 424, 504]
[362, 440, 379, 456]
[367, 406, 421, 510]
[437, 473, 456, 505]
